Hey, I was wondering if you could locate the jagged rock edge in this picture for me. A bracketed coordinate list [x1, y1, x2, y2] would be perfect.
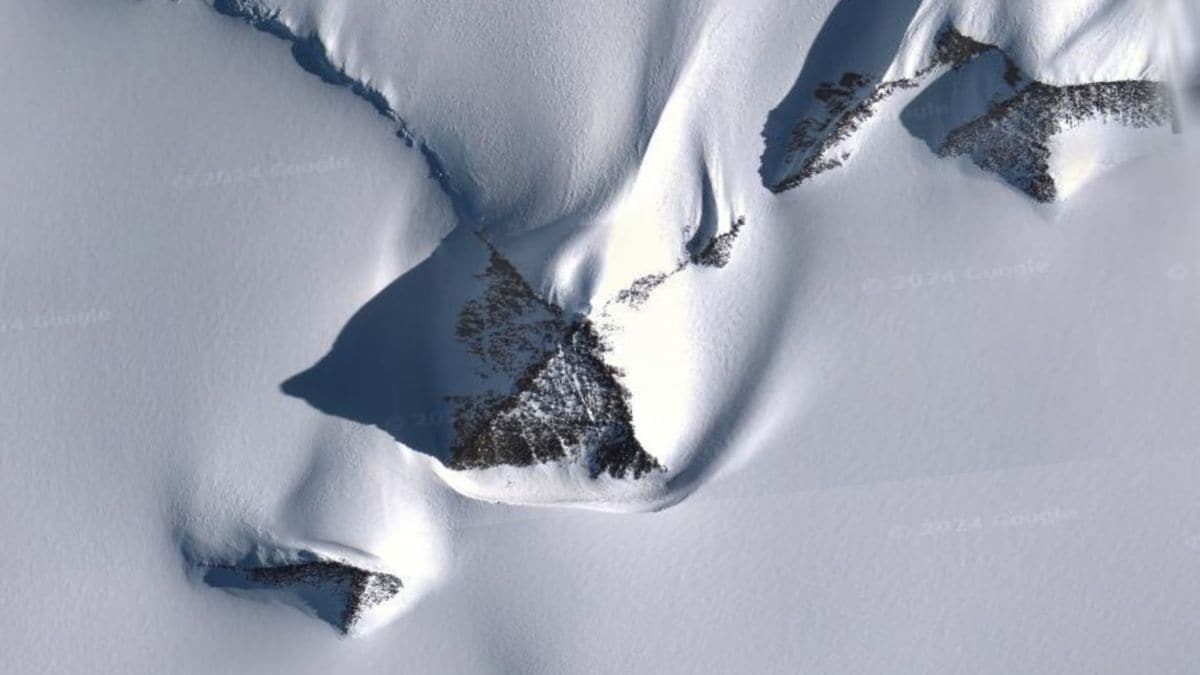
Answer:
[448, 238, 664, 480]
[198, 556, 403, 635]
[770, 27, 996, 193]
[209, 0, 462, 205]
[611, 215, 747, 311]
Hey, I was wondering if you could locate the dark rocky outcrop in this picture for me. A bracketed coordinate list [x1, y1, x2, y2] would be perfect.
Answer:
[202, 558, 402, 634]
[449, 242, 663, 479]
[450, 320, 660, 479]
[455, 247, 563, 376]
[612, 214, 749, 310]
[769, 25, 1174, 200]
[937, 80, 1174, 202]
[770, 29, 992, 193]
[613, 269, 678, 308]
[770, 73, 917, 192]
[690, 215, 746, 268]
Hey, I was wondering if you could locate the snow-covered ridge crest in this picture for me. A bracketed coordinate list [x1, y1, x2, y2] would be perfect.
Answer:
[204, 0, 715, 241]
[890, 0, 1166, 85]
[208, 0, 465, 212]
[201, 0, 742, 310]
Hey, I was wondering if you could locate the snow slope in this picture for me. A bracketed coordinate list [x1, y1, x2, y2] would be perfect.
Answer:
[200, 0, 1191, 511]
[890, 0, 1167, 84]
[2, 0, 1200, 670]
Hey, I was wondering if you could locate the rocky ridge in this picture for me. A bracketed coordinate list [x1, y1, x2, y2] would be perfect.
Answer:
[771, 26, 1174, 200]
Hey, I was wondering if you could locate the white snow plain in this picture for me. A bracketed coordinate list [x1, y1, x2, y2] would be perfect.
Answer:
[3, 0, 1200, 672]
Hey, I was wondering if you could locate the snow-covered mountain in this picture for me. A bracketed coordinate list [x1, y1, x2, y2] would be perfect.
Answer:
[3, 0, 1200, 670]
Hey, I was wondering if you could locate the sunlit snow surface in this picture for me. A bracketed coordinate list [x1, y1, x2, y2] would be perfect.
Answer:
[2, 0, 1200, 671]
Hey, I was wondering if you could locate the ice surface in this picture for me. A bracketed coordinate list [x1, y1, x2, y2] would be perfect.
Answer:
[3, 0, 1200, 671]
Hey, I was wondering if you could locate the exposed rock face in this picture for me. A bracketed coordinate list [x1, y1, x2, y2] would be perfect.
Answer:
[450, 320, 660, 479]
[771, 73, 916, 192]
[455, 246, 562, 377]
[611, 214, 748, 311]
[938, 81, 1174, 202]
[449, 242, 663, 479]
[613, 269, 677, 308]
[202, 559, 402, 634]
[770, 26, 1174, 200]
[691, 216, 746, 268]
[771, 29, 992, 193]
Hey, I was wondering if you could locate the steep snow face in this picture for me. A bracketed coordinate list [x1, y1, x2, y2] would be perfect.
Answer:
[218, 0, 1171, 207]
[891, 0, 1167, 84]
[209, 0, 709, 235]
[202, 0, 772, 316]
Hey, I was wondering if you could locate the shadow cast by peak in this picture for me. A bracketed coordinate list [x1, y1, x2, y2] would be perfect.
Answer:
[898, 46, 1016, 154]
[759, 0, 923, 189]
[212, 0, 392, 120]
[280, 226, 494, 464]
[202, 563, 349, 631]
[281, 222, 664, 483]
